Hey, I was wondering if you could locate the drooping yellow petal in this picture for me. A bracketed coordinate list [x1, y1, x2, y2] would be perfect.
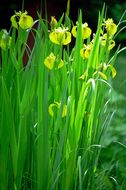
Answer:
[84, 48, 91, 58]
[111, 66, 117, 78]
[98, 71, 108, 80]
[63, 32, 71, 45]
[10, 15, 18, 29]
[82, 23, 92, 39]
[56, 30, 65, 44]
[79, 73, 85, 80]
[49, 28, 65, 45]
[101, 33, 115, 51]
[104, 18, 117, 35]
[71, 26, 77, 37]
[101, 33, 107, 47]
[44, 52, 56, 70]
[49, 31, 59, 44]
[108, 23, 117, 35]
[62, 105, 67, 118]
[57, 59, 64, 69]
[101, 39, 106, 47]
[80, 43, 92, 59]
[48, 102, 67, 118]
[107, 65, 117, 78]
[19, 14, 33, 29]
[48, 103, 57, 117]
[80, 48, 85, 59]
[108, 40, 115, 50]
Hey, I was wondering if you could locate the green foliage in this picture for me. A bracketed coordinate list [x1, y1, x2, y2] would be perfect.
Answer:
[97, 88, 126, 190]
[0, 6, 124, 190]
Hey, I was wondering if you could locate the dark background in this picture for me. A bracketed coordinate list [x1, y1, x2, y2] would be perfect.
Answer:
[1, 0, 126, 37]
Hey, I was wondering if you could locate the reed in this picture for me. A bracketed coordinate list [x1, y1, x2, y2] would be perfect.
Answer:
[0, 5, 121, 190]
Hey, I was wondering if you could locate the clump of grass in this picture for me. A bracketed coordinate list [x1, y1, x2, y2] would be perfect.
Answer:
[0, 4, 122, 190]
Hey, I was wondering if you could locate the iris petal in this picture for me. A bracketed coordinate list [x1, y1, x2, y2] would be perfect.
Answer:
[19, 14, 33, 29]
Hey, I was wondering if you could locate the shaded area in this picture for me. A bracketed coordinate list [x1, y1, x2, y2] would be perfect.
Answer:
[1, 0, 126, 39]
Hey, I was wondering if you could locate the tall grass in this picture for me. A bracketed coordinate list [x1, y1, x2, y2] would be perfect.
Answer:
[0, 5, 120, 190]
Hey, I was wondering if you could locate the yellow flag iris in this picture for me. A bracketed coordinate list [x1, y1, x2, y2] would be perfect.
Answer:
[10, 11, 33, 30]
[19, 12, 33, 29]
[103, 63, 117, 78]
[101, 33, 115, 51]
[96, 63, 117, 80]
[44, 53, 56, 70]
[48, 102, 67, 118]
[49, 27, 71, 45]
[72, 22, 92, 40]
[44, 53, 64, 70]
[80, 43, 92, 59]
[103, 18, 117, 35]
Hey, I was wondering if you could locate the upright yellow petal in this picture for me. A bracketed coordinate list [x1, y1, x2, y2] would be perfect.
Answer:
[50, 16, 57, 29]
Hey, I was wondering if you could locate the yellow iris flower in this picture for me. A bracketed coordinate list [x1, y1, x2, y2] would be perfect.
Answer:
[98, 71, 108, 80]
[103, 18, 117, 35]
[72, 22, 92, 40]
[44, 53, 56, 70]
[48, 102, 67, 118]
[101, 33, 115, 50]
[44, 52, 64, 70]
[103, 63, 117, 78]
[19, 12, 33, 29]
[80, 43, 92, 59]
[10, 11, 33, 30]
[96, 63, 117, 80]
[49, 27, 71, 45]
